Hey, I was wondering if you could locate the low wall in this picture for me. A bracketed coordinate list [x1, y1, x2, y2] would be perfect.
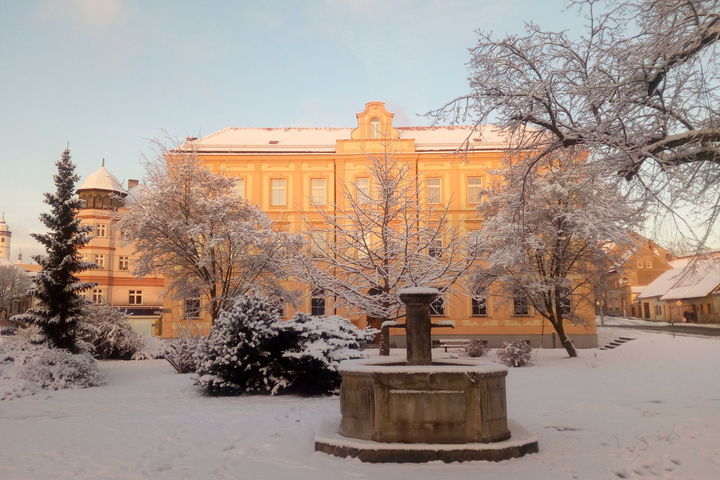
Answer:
[390, 333, 598, 349]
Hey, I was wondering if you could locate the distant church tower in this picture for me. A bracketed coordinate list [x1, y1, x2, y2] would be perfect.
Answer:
[0, 213, 11, 264]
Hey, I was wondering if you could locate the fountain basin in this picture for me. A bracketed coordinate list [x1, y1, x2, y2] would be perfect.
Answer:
[339, 358, 510, 444]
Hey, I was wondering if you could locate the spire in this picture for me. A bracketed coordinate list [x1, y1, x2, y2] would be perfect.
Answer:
[102, 158, 105, 167]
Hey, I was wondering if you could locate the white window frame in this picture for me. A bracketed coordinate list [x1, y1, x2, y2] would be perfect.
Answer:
[91, 288, 104, 304]
[310, 178, 326, 206]
[270, 179, 287, 206]
[94, 254, 105, 268]
[369, 117, 381, 139]
[234, 177, 245, 199]
[426, 177, 442, 204]
[129, 290, 143, 305]
[94, 224, 106, 237]
[118, 255, 129, 271]
[467, 177, 483, 204]
[356, 177, 370, 203]
[471, 286, 488, 316]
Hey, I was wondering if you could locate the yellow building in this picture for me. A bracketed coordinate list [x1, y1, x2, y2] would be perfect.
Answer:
[75, 166, 165, 336]
[161, 102, 597, 348]
[604, 235, 674, 319]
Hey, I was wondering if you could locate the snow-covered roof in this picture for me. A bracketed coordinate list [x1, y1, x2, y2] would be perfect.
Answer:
[122, 184, 147, 207]
[661, 260, 720, 301]
[182, 125, 511, 153]
[637, 258, 720, 300]
[636, 259, 690, 299]
[78, 166, 125, 193]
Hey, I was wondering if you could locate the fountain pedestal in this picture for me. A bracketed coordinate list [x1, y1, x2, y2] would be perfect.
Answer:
[339, 359, 509, 444]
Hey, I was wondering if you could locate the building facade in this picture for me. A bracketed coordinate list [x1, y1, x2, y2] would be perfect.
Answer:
[636, 255, 720, 323]
[604, 236, 674, 318]
[75, 166, 165, 336]
[158, 102, 597, 348]
[0, 213, 11, 265]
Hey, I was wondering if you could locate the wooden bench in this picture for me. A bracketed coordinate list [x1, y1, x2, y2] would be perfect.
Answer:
[433, 339, 473, 352]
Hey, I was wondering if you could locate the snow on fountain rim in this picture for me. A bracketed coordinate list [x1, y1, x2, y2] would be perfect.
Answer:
[340, 357, 508, 375]
[397, 286, 440, 295]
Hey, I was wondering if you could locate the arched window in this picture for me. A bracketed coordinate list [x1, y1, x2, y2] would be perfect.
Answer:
[369, 117, 381, 139]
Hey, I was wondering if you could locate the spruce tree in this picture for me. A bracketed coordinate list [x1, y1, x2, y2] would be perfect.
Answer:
[16, 149, 95, 352]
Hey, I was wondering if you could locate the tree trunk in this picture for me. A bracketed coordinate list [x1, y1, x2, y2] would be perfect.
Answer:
[552, 318, 577, 358]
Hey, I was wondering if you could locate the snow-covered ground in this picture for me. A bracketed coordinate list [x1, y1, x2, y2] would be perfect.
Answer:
[1, 329, 719, 480]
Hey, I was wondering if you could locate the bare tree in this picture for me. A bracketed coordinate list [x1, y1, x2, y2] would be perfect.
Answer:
[434, 0, 719, 251]
[120, 142, 293, 323]
[0, 265, 31, 322]
[472, 152, 638, 357]
[286, 149, 478, 349]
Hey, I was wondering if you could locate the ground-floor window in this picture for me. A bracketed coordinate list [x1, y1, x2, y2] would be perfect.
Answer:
[311, 288, 325, 316]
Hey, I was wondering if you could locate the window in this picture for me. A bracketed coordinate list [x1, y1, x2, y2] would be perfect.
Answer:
[310, 178, 326, 206]
[467, 177, 483, 203]
[472, 286, 488, 316]
[309, 230, 326, 257]
[184, 298, 200, 319]
[311, 288, 325, 316]
[94, 224, 106, 237]
[118, 256, 129, 271]
[369, 117, 381, 139]
[645, 260, 652, 268]
[428, 239, 443, 258]
[513, 291, 529, 316]
[91, 288, 104, 304]
[427, 177, 442, 204]
[94, 254, 105, 268]
[356, 177, 370, 203]
[234, 177, 245, 199]
[637, 261, 643, 269]
[430, 294, 445, 316]
[270, 179, 286, 206]
[129, 290, 143, 305]
[707, 303, 712, 314]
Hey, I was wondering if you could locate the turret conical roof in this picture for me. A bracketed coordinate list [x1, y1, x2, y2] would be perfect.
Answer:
[77, 166, 125, 194]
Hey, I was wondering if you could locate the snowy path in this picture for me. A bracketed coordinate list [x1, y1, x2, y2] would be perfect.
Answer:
[1, 331, 719, 479]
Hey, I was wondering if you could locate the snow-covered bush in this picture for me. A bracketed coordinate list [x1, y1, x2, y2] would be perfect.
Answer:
[194, 294, 288, 395]
[497, 340, 533, 367]
[276, 313, 376, 395]
[78, 304, 143, 360]
[464, 339, 489, 358]
[1, 336, 105, 400]
[132, 335, 169, 361]
[18, 348, 104, 390]
[165, 335, 202, 373]
[194, 294, 376, 396]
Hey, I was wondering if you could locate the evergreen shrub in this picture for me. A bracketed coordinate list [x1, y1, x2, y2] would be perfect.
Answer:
[194, 294, 375, 396]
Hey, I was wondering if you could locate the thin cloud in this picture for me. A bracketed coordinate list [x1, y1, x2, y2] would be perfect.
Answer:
[33, 0, 126, 33]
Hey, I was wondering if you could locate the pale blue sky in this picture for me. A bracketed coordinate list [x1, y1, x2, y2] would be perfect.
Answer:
[1, 0, 584, 258]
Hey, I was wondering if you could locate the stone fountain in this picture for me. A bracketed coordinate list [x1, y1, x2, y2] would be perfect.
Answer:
[315, 287, 539, 463]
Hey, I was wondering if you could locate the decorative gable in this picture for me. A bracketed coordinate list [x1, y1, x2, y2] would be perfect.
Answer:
[337, 101, 415, 154]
